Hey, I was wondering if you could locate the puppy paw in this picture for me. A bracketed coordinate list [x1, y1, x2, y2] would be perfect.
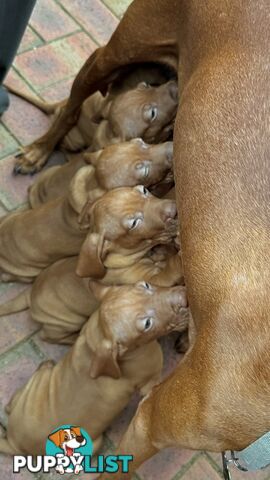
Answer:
[37, 359, 55, 370]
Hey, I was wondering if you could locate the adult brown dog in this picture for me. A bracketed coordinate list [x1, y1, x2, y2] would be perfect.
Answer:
[10, 0, 270, 473]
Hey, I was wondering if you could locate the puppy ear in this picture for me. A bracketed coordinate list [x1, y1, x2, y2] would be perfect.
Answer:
[48, 430, 62, 447]
[68, 165, 95, 213]
[76, 232, 109, 278]
[89, 339, 121, 379]
[101, 99, 113, 119]
[71, 426, 81, 437]
[78, 190, 105, 230]
[83, 150, 103, 166]
[89, 281, 111, 300]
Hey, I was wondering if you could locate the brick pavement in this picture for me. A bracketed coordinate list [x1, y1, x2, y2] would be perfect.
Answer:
[0, 1, 269, 479]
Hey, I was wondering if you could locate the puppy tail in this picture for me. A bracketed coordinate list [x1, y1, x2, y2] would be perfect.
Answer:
[0, 288, 31, 317]
[3, 84, 60, 115]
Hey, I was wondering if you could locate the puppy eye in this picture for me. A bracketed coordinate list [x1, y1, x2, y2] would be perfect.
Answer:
[143, 104, 158, 122]
[142, 82, 150, 88]
[130, 217, 143, 229]
[143, 317, 153, 331]
[142, 166, 149, 178]
[136, 163, 149, 178]
[143, 282, 151, 289]
[135, 185, 150, 196]
[150, 107, 157, 121]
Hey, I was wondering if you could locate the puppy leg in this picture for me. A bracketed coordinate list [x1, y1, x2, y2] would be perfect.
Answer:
[92, 435, 103, 455]
[39, 327, 79, 345]
[0, 272, 33, 283]
[14, 0, 177, 175]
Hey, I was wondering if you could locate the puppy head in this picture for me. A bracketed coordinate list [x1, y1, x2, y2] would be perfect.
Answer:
[76, 186, 178, 278]
[85, 139, 173, 190]
[105, 80, 178, 143]
[87, 281, 188, 378]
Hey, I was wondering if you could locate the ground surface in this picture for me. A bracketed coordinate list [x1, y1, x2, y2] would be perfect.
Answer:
[0, 1, 269, 479]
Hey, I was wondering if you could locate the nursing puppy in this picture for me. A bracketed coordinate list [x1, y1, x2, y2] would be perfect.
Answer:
[62, 79, 178, 152]
[0, 247, 182, 344]
[0, 282, 188, 456]
[28, 139, 173, 208]
[0, 166, 95, 283]
[11, 71, 177, 174]
[75, 185, 178, 279]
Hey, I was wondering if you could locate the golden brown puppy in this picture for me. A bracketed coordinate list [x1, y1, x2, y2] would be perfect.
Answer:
[0, 166, 97, 283]
[75, 185, 178, 279]
[61, 80, 177, 152]
[11, 73, 177, 174]
[28, 139, 173, 208]
[0, 282, 188, 455]
[0, 242, 182, 344]
[0, 180, 176, 284]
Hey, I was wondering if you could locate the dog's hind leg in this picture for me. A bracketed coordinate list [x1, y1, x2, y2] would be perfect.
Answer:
[0, 287, 31, 316]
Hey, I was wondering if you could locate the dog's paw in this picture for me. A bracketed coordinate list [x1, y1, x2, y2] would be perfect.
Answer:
[37, 359, 56, 371]
[13, 144, 50, 175]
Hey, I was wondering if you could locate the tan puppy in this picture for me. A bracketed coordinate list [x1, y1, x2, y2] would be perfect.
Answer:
[0, 180, 176, 283]
[28, 139, 173, 208]
[12, 75, 177, 174]
[0, 282, 188, 455]
[75, 185, 178, 279]
[62, 80, 177, 152]
[0, 166, 96, 283]
[0, 243, 182, 344]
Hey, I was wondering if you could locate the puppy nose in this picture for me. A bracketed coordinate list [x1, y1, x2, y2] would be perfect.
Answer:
[168, 81, 178, 102]
[76, 435, 84, 443]
[165, 142, 173, 166]
[162, 201, 177, 221]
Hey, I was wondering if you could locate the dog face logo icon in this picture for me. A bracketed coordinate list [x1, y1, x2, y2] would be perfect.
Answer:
[48, 426, 86, 456]
[46, 425, 93, 474]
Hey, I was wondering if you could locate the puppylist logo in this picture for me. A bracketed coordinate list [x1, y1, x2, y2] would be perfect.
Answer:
[13, 424, 133, 475]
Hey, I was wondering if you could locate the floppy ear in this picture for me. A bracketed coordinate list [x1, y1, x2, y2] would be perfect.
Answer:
[100, 98, 113, 119]
[48, 429, 63, 447]
[89, 281, 111, 301]
[71, 426, 81, 437]
[68, 165, 96, 213]
[89, 339, 121, 379]
[78, 190, 105, 230]
[83, 150, 103, 166]
[76, 232, 109, 278]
